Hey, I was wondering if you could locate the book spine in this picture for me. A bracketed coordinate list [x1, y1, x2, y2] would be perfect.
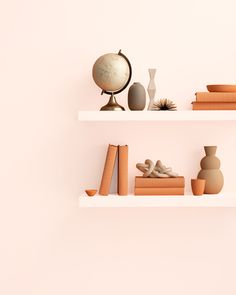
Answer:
[118, 145, 128, 195]
[134, 187, 185, 195]
[192, 102, 236, 110]
[99, 144, 118, 196]
[135, 176, 185, 188]
[196, 92, 236, 103]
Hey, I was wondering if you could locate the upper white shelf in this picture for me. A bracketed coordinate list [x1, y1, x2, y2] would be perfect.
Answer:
[79, 193, 236, 207]
[78, 110, 236, 122]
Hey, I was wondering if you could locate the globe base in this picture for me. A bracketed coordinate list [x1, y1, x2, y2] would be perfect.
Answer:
[100, 94, 125, 111]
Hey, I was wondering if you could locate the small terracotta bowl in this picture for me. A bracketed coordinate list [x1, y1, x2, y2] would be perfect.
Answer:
[85, 189, 97, 197]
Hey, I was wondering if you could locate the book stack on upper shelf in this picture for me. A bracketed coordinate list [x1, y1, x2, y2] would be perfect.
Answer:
[134, 176, 185, 195]
[192, 85, 236, 110]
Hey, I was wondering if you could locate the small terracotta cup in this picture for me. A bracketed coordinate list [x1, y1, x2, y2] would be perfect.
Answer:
[85, 189, 97, 197]
[191, 179, 206, 196]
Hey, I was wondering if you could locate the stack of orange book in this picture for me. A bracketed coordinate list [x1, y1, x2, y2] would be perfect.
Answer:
[134, 176, 185, 195]
[192, 92, 236, 110]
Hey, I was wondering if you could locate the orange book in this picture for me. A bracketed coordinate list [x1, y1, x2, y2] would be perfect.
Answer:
[192, 102, 236, 110]
[118, 145, 128, 195]
[99, 144, 118, 196]
[134, 187, 184, 195]
[135, 176, 185, 188]
[196, 92, 236, 103]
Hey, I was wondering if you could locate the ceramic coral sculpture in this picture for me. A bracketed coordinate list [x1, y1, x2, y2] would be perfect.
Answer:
[197, 146, 224, 194]
[151, 99, 177, 111]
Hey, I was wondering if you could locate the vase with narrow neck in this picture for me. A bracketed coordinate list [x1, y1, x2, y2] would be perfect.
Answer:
[197, 146, 224, 194]
[147, 68, 156, 110]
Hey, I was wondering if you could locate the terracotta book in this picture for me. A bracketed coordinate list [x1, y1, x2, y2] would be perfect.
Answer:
[134, 187, 185, 195]
[196, 92, 236, 103]
[135, 176, 185, 188]
[99, 144, 118, 196]
[192, 102, 236, 110]
[118, 145, 128, 196]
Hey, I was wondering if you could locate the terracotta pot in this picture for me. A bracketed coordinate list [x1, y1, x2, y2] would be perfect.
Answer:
[197, 146, 224, 194]
[191, 179, 206, 196]
[128, 82, 146, 110]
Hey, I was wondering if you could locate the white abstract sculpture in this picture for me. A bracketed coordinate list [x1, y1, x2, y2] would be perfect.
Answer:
[147, 68, 157, 110]
[136, 159, 178, 178]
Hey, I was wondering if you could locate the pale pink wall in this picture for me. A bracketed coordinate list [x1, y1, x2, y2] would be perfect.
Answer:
[1, 0, 236, 294]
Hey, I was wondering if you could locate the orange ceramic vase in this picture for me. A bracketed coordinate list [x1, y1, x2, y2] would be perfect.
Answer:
[197, 146, 224, 194]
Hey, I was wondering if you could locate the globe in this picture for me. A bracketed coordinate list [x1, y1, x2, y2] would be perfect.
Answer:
[93, 53, 130, 92]
[92, 50, 132, 111]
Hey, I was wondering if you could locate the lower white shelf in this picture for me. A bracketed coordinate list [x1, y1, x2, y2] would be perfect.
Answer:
[79, 193, 236, 208]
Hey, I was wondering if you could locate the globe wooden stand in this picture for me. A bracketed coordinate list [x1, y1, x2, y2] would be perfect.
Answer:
[100, 93, 125, 111]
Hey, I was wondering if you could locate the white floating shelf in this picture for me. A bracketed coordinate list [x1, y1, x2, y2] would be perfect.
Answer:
[78, 110, 236, 122]
[79, 193, 236, 208]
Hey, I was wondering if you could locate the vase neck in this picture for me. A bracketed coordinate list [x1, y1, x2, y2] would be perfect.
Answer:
[148, 68, 156, 79]
[204, 146, 217, 156]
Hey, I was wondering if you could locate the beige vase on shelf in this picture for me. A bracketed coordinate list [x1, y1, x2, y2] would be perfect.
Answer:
[197, 146, 224, 194]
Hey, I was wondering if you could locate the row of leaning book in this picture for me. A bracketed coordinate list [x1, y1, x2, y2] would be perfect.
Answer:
[99, 144, 128, 195]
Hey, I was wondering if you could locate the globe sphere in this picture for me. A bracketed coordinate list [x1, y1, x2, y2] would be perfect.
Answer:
[92, 53, 130, 92]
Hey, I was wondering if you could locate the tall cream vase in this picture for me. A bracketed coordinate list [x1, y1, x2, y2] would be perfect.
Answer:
[147, 68, 156, 110]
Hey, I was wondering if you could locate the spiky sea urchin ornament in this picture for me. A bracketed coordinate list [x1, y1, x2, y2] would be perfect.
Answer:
[152, 99, 177, 111]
